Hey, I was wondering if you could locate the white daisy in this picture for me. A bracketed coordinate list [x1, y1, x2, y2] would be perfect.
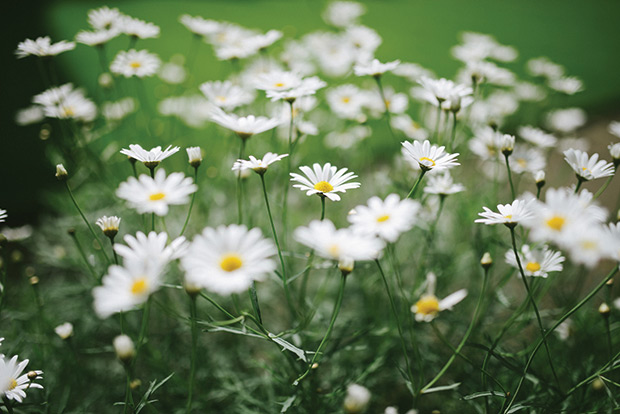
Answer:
[326, 84, 368, 120]
[348, 194, 420, 243]
[549, 77, 583, 95]
[546, 108, 587, 134]
[119, 16, 160, 39]
[181, 225, 277, 295]
[199, 80, 255, 110]
[353, 59, 400, 77]
[232, 152, 288, 175]
[390, 115, 428, 140]
[344, 384, 371, 414]
[110, 49, 161, 78]
[468, 126, 503, 160]
[179, 15, 220, 36]
[33, 84, 96, 122]
[505, 244, 564, 278]
[208, 108, 281, 140]
[114, 231, 188, 271]
[102, 98, 135, 122]
[15, 106, 45, 126]
[610, 143, 620, 163]
[417, 77, 472, 106]
[93, 261, 162, 318]
[401, 140, 459, 172]
[322, 1, 366, 28]
[87, 6, 122, 31]
[564, 149, 614, 181]
[96, 216, 121, 238]
[265, 76, 326, 102]
[518, 126, 557, 148]
[527, 57, 565, 79]
[75, 29, 119, 46]
[0, 209, 6, 223]
[15, 36, 75, 58]
[0, 355, 43, 403]
[116, 169, 197, 216]
[411, 272, 467, 322]
[290, 163, 360, 201]
[475, 199, 534, 227]
[392, 62, 435, 83]
[509, 146, 547, 175]
[423, 171, 465, 195]
[120, 144, 180, 168]
[324, 126, 371, 149]
[563, 222, 613, 268]
[294, 219, 385, 262]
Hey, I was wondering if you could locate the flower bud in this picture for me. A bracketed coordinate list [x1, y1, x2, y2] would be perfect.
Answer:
[186, 146, 203, 168]
[55, 164, 68, 181]
[98, 72, 114, 89]
[113, 335, 135, 362]
[338, 257, 355, 276]
[534, 170, 546, 189]
[598, 302, 610, 317]
[480, 252, 493, 270]
[27, 371, 39, 380]
[501, 134, 515, 156]
[608, 143, 620, 168]
[96, 216, 121, 239]
[54, 322, 73, 340]
[343, 384, 371, 414]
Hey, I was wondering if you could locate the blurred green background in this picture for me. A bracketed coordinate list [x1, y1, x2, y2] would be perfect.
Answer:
[4, 0, 620, 224]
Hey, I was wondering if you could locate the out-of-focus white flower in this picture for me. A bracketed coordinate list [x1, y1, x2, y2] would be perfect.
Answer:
[208, 108, 281, 140]
[549, 76, 583, 95]
[391, 115, 428, 140]
[54, 323, 73, 340]
[88, 6, 122, 31]
[76, 29, 119, 46]
[324, 126, 371, 149]
[518, 126, 557, 148]
[392, 62, 434, 83]
[411, 272, 467, 322]
[353, 59, 400, 77]
[15, 106, 45, 126]
[33, 83, 96, 122]
[113, 335, 135, 361]
[290, 163, 360, 202]
[120, 144, 180, 167]
[102, 98, 135, 122]
[114, 231, 188, 271]
[199, 80, 255, 110]
[509, 146, 547, 175]
[344, 384, 371, 414]
[110, 49, 161, 78]
[609, 121, 620, 139]
[424, 171, 465, 195]
[158, 61, 186, 84]
[326, 84, 367, 120]
[16, 36, 75, 58]
[179, 15, 220, 36]
[527, 57, 565, 79]
[323, 1, 366, 28]
[348, 194, 420, 243]
[119, 15, 160, 39]
[546, 108, 587, 134]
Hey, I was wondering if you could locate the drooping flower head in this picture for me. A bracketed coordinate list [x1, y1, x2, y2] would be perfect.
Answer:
[563, 148, 614, 182]
[401, 140, 459, 172]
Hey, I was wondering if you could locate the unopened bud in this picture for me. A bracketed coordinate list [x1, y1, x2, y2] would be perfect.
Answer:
[534, 170, 546, 189]
[338, 257, 354, 276]
[130, 379, 142, 389]
[343, 384, 371, 414]
[186, 146, 202, 168]
[480, 252, 493, 270]
[606, 278, 614, 286]
[54, 322, 74, 340]
[27, 371, 38, 380]
[29, 276, 39, 285]
[598, 302, 611, 317]
[608, 143, 620, 168]
[592, 378, 604, 391]
[184, 280, 201, 297]
[501, 134, 515, 156]
[113, 335, 135, 362]
[55, 164, 68, 181]
[98, 72, 114, 89]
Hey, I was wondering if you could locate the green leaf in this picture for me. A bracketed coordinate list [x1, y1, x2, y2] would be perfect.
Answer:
[421, 382, 461, 394]
[463, 391, 505, 400]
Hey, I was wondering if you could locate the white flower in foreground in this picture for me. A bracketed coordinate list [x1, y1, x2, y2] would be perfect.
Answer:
[424, 171, 465, 196]
[120, 144, 180, 168]
[114, 231, 188, 271]
[110, 49, 161, 78]
[411, 272, 467, 322]
[199, 80, 255, 110]
[93, 262, 162, 318]
[0, 355, 43, 403]
[181, 225, 276, 295]
[505, 244, 564, 278]
[609, 121, 620, 139]
[54, 322, 74, 339]
[348, 194, 420, 243]
[353, 59, 400, 77]
[294, 220, 385, 262]
[401, 140, 459, 172]
[119, 16, 160, 39]
[232, 152, 288, 175]
[116, 169, 197, 216]
[208, 108, 281, 140]
[475, 199, 534, 227]
[15, 36, 75, 58]
[344, 384, 371, 414]
[564, 148, 614, 181]
[290, 163, 360, 201]
[0, 209, 6, 223]
[323, 1, 366, 28]
[96, 216, 121, 238]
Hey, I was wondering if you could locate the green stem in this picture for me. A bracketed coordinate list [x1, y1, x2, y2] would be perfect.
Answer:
[68, 230, 98, 280]
[149, 167, 156, 232]
[134, 298, 151, 363]
[64, 182, 110, 264]
[504, 154, 516, 200]
[503, 263, 619, 413]
[320, 196, 326, 220]
[294, 274, 347, 385]
[374, 76, 396, 140]
[508, 227, 560, 387]
[434, 105, 442, 143]
[186, 295, 198, 414]
[236, 139, 246, 225]
[260, 174, 295, 319]
[123, 364, 133, 414]
[594, 174, 614, 199]
[248, 282, 262, 325]
[110, 237, 119, 265]
[448, 111, 457, 151]
[3, 396, 14, 414]
[375, 259, 415, 392]
[406, 170, 427, 199]
[180, 167, 199, 236]
[420, 264, 490, 393]
[574, 178, 583, 193]
[282, 101, 295, 251]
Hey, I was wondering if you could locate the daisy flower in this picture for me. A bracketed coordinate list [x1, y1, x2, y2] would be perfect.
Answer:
[116, 169, 197, 216]
[75, 29, 119, 47]
[93, 261, 162, 318]
[181, 225, 277, 295]
[96, 216, 121, 238]
[0, 356, 43, 403]
[475, 199, 534, 227]
[563, 222, 613, 268]
[102, 98, 136, 122]
[186, 146, 202, 168]
[266, 77, 326, 102]
[120, 144, 180, 168]
[344, 384, 371, 414]
[179, 15, 219, 36]
[348, 194, 420, 243]
[518, 126, 557, 148]
[417, 77, 472, 106]
[0, 209, 6, 223]
[401, 140, 459, 172]
[323, 1, 366, 28]
[232, 152, 288, 175]
[294, 219, 385, 262]
[87, 6, 122, 31]
[390, 115, 428, 140]
[353, 59, 400, 78]
[549, 76, 583, 95]
[423, 171, 465, 196]
[411, 272, 467, 322]
[114, 231, 187, 270]
[290, 163, 360, 201]
[199, 80, 255, 110]
[110, 49, 161, 78]
[113, 335, 135, 361]
[609, 121, 620, 139]
[119, 16, 160, 39]
[508, 146, 547, 175]
[208, 108, 281, 140]
[546, 108, 586, 134]
[505, 244, 564, 277]
[564, 148, 614, 181]
[326, 84, 367, 120]
[15, 36, 75, 58]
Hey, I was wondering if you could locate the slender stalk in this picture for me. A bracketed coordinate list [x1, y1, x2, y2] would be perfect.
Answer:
[508, 227, 559, 387]
[248, 282, 262, 325]
[503, 154, 516, 200]
[448, 111, 457, 151]
[574, 178, 583, 193]
[180, 167, 199, 236]
[504, 264, 619, 413]
[594, 174, 614, 199]
[406, 170, 427, 199]
[375, 259, 415, 391]
[260, 174, 295, 319]
[434, 105, 442, 143]
[186, 295, 198, 414]
[282, 101, 295, 250]
[374, 76, 396, 140]
[294, 274, 347, 385]
[320, 196, 326, 220]
[134, 298, 151, 362]
[420, 263, 490, 393]
[149, 167, 156, 231]
[64, 182, 110, 264]
[67, 230, 98, 280]
[236, 139, 246, 225]
[123, 365, 133, 414]
[110, 237, 119, 265]
[3, 396, 14, 414]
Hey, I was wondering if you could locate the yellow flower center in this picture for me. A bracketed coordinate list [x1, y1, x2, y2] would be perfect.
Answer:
[274, 82, 285, 88]
[341, 96, 351, 103]
[328, 244, 340, 258]
[131, 277, 148, 295]
[314, 181, 334, 193]
[377, 215, 390, 222]
[546, 216, 565, 231]
[220, 254, 243, 272]
[149, 192, 166, 201]
[517, 158, 527, 168]
[8, 378, 17, 391]
[504, 215, 513, 220]
[414, 295, 440, 315]
[419, 157, 436, 166]
[526, 262, 541, 272]
[216, 95, 227, 102]
[62, 106, 75, 117]
[384, 99, 391, 108]
[130, 61, 142, 69]
[581, 240, 596, 250]
[412, 121, 420, 129]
